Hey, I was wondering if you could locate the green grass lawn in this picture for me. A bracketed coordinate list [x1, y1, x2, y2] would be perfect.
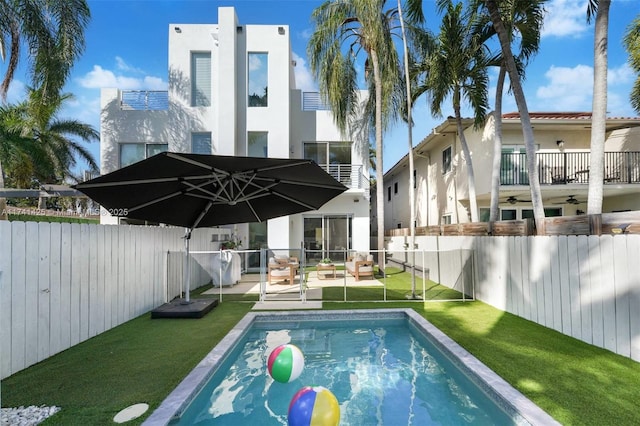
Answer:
[2, 270, 639, 425]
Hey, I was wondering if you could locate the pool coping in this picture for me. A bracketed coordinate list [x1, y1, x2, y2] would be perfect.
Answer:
[142, 308, 559, 426]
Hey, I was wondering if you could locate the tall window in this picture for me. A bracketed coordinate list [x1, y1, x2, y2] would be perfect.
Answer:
[119, 143, 168, 167]
[248, 132, 268, 157]
[191, 52, 211, 107]
[192, 133, 212, 154]
[248, 52, 268, 107]
[442, 146, 452, 174]
[303, 142, 351, 166]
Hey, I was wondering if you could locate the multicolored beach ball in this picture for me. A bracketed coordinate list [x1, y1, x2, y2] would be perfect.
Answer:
[287, 386, 340, 426]
[267, 344, 305, 383]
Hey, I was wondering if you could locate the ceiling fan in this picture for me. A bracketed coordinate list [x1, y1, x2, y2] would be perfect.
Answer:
[553, 195, 583, 205]
[505, 195, 530, 204]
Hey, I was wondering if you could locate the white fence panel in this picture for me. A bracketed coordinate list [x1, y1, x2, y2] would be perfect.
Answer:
[37, 222, 51, 363]
[629, 236, 640, 361]
[0, 221, 13, 376]
[557, 236, 572, 336]
[613, 236, 631, 357]
[389, 234, 640, 363]
[3, 226, 640, 379]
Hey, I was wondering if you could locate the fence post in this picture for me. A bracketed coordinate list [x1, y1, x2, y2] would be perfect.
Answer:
[589, 214, 602, 236]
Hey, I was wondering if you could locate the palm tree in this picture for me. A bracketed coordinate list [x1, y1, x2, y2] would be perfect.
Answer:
[472, 0, 544, 224]
[0, 90, 98, 207]
[623, 15, 640, 114]
[0, 0, 91, 100]
[0, 0, 91, 219]
[586, 0, 610, 215]
[483, 0, 545, 233]
[415, 1, 491, 223]
[308, 0, 414, 269]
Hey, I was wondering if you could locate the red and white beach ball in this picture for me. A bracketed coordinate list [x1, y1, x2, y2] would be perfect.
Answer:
[287, 386, 340, 426]
[267, 344, 305, 383]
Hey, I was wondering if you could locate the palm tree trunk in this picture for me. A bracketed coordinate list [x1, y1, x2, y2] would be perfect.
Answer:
[398, 0, 417, 297]
[453, 99, 479, 223]
[587, 0, 610, 215]
[489, 65, 506, 224]
[486, 0, 545, 233]
[371, 49, 385, 274]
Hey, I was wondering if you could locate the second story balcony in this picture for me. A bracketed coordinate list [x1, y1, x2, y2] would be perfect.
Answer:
[120, 90, 169, 111]
[321, 164, 369, 197]
[501, 151, 640, 186]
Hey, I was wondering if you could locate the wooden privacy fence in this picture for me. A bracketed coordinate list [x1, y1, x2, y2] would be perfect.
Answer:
[385, 210, 640, 237]
[386, 234, 640, 362]
[0, 221, 213, 380]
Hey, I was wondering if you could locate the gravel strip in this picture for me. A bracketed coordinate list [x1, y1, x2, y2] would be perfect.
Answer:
[1, 406, 60, 425]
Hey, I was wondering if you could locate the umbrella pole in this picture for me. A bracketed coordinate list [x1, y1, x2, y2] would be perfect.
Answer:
[184, 228, 192, 304]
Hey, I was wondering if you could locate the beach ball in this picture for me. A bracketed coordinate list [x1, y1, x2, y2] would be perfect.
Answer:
[288, 386, 340, 426]
[267, 344, 305, 383]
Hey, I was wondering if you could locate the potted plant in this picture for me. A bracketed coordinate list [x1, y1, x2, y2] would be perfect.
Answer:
[319, 258, 333, 265]
[221, 236, 242, 250]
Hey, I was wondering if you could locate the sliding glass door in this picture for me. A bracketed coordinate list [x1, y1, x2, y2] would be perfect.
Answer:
[303, 215, 352, 263]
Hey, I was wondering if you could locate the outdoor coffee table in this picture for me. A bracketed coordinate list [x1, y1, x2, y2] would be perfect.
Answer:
[316, 263, 336, 280]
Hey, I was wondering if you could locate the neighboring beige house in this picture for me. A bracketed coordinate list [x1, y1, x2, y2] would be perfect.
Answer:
[376, 112, 640, 231]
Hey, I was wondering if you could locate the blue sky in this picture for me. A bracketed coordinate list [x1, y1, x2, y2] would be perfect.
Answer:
[3, 0, 639, 175]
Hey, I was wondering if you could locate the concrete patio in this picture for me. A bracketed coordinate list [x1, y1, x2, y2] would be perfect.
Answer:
[202, 270, 384, 310]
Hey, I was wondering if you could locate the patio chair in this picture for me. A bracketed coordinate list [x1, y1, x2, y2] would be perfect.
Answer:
[267, 255, 299, 284]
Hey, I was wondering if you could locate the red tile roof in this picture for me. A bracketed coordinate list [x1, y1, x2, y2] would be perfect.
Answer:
[502, 112, 640, 120]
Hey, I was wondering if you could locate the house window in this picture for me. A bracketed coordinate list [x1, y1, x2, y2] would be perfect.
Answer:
[191, 52, 211, 107]
[191, 133, 212, 154]
[248, 131, 268, 157]
[479, 208, 490, 222]
[442, 146, 452, 174]
[413, 170, 417, 189]
[248, 52, 268, 107]
[303, 142, 351, 166]
[119, 143, 168, 167]
[387, 186, 391, 201]
[394, 182, 398, 194]
[501, 209, 517, 220]
[442, 214, 452, 225]
[304, 142, 352, 184]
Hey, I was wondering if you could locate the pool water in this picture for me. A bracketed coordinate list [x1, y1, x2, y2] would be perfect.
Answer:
[171, 318, 515, 425]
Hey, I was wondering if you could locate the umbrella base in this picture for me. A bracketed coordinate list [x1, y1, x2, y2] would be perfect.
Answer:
[151, 298, 218, 319]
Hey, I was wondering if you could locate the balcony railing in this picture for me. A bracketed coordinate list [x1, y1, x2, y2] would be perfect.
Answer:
[500, 152, 640, 185]
[302, 92, 330, 111]
[320, 164, 369, 194]
[121, 90, 169, 111]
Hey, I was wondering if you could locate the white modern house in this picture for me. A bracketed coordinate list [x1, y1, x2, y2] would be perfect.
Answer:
[99, 6, 370, 266]
[377, 112, 640, 231]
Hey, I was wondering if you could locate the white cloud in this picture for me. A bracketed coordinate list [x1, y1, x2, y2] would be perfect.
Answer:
[4, 78, 27, 103]
[115, 56, 145, 74]
[541, 0, 590, 38]
[608, 63, 634, 85]
[76, 64, 167, 90]
[534, 63, 636, 114]
[248, 54, 263, 71]
[292, 52, 317, 92]
[536, 64, 593, 109]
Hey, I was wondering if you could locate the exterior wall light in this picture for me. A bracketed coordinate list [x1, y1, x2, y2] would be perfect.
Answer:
[278, 26, 285, 35]
[174, 27, 182, 33]
[556, 140, 564, 149]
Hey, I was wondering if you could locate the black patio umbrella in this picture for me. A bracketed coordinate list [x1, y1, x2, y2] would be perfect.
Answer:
[74, 152, 348, 302]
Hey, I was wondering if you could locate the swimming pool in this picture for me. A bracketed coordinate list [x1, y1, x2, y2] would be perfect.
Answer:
[143, 309, 558, 425]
